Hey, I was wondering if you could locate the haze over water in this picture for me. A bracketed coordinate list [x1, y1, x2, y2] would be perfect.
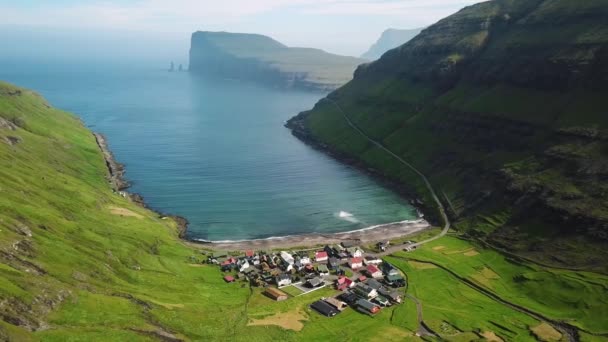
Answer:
[0, 59, 416, 241]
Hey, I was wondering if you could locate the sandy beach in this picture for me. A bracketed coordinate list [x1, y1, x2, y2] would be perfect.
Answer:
[188, 219, 430, 251]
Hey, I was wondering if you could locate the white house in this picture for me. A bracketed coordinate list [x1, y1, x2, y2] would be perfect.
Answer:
[238, 259, 250, 272]
[275, 274, 292, 287]
[348, 257, 363, 269]
[300, 256, 312, 265]
[347, 247, 364, 258]
[363, 256, 382, 265]
[280, 251, 295, 265]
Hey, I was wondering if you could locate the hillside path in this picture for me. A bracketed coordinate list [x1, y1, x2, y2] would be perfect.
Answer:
[324, 98, 450, 255]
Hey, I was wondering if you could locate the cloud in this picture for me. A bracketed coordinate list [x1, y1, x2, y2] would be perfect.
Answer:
[0, 0, 477, 32]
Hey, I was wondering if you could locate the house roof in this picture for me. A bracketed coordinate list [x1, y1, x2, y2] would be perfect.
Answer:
[245, 250, 254, 257]
[386, 274, 404, 281]
[367, 265, 381, 274]
[310, 300, 339, 317]
[308, 277, 323, 287]
[315, 251, 328, 259]
[367, 279, 383, 290]
[264, 287, 288, 299]
[324, 297, 347, 310]
[358, 275, 367, 282]
[350, 257, 363, 264]
[223, 275, 235, 282]
[356, 299, 380, 312]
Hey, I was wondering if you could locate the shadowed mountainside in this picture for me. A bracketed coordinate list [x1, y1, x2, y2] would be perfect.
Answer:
[288, 0, 608, 272]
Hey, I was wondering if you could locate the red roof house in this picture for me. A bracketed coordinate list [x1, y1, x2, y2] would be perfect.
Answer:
[337, 277, 354, 291]
[358, 275, 367, 282]
[315, 251, 328, 262]
[223, 275, 235, 283]
[366, 265, 383, 278]
[245, 250, 254, 258]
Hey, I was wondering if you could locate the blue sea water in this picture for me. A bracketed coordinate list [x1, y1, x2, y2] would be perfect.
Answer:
[0, 59, 416, 241]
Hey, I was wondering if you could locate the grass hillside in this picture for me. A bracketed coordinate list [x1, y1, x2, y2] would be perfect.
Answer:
[1, 81, 607, 340]
[189, 31, 367, 91]
[288, 0, 608, 272]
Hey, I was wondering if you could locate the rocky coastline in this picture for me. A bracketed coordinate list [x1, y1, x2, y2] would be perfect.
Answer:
[93, 133, 190, 237]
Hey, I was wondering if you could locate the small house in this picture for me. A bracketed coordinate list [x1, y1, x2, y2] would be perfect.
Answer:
[347, 247, 364, 258]
[275, 273, 292, 287]
[366, 278, 384, 291]
[238, 259, 250, 272]
[223, 275, 235, 283]
[339, 292, 359, 306]
[280, 251, 295, 265]
[357, 275, 367, 283]
[366, 265, 383, 279]
[356, 299, 381, 315]
[315, 251, 328, 262]
[323, 245, 336, 258]
[336, 277, 354, 291]
[379, 288, 403, 303]
[264, 287, 288, 301]
[307, 277, 324, 288]
[385, 274, 406, 287]
[328, 257, 340, 270]
[377, 241, 390, 252]
[354, 283, 378, 299]
[373, 295, 391, 307]
[300, 256, 312, 265]
[310, 300, 339, 317]
[382, 262, 400, 276]
[245, 250, 254, 258]
[348, 257, 363, 269]
[317, 264, 329, 276]
[364, 256, 382, 265]
[324, 297, 348, 311]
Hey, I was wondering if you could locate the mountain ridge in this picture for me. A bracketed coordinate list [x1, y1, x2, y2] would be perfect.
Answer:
[361, 28, 423, 60]
[189, 31, 367, 91]
[288, 0, 608, 271]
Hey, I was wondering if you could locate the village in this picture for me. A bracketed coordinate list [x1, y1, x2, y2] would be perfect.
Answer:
[207, 240, 409, 317]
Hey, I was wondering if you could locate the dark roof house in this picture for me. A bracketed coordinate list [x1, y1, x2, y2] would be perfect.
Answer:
[310, 300, 339, 317]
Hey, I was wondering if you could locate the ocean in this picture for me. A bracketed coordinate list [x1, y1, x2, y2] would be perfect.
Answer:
[0, 59, 417, 241]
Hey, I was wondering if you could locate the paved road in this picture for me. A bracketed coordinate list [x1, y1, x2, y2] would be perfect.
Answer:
[324, 98, 450, 255]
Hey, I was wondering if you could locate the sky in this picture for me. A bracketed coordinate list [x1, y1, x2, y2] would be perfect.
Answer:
[0, 0, 479, 62]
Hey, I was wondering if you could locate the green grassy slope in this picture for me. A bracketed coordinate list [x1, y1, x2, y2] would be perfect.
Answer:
[288, 0, 608, 271]
[189, 31, 367, 91]
[2, 81, 607, 340]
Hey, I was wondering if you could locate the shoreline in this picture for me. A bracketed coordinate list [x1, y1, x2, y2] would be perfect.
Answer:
[191, 219, 430, 250]
[93, 131, 432, 249]
[93, 132, 190, 237]
[285, 113, 438, 225]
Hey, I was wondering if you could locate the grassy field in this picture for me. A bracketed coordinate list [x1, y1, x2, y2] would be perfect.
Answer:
[387, 236, 608, 338]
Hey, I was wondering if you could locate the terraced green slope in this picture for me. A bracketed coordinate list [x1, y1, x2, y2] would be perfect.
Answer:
[288, 0, 608, 271]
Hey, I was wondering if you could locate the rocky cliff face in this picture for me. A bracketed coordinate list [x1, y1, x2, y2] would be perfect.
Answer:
[288, 0, 608, 271]
[189, 31, 367, 91]
[361, 28, 423, 60]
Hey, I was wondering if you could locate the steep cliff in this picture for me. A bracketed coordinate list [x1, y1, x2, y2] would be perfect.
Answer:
[361, 28, 423, 60]
[288, 0, 608, 271]
[189, 31, 367, 91]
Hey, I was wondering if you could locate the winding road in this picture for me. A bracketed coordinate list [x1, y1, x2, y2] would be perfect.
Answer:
[324, 98, 451, 253]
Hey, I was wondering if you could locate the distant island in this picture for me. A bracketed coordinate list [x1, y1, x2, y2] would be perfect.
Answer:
[361, 28, 423, 60]
[189, 31, 367, 91]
